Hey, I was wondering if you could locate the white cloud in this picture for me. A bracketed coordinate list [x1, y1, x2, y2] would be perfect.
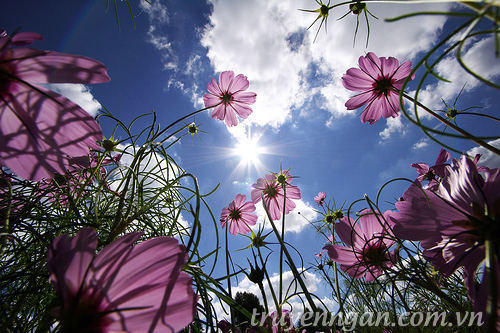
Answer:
[378, 117, 406, 141]
[254, 198, 318, 234]
[213, 268, 332, 321]
[45, 83, 102, 117]
[412, 138, 429, 150]
[200, 0, 449, 129]
[109, 143, 190, 230]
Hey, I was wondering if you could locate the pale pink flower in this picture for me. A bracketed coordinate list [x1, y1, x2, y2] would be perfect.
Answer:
[327, 234, 334, 244]
[47, 227, 197, 333]
[315, 249, 325, 259]
[342, 52, 414, 124]
[324, 210, 397, 282]
[411, 148, 450, 190]
[203, 70, 256, 127]
[0, 30, 110, 181]
[314, 191, 326, 206]
[220, 194, 258, 235]
[390, 155, 500, 279]
[251, 170, 301, 221]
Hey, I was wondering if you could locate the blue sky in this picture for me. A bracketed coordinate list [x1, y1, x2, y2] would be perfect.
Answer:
[3, 0, 500, 320]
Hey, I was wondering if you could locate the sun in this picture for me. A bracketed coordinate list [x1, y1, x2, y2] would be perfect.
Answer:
[236, 136, 262, 164]
[232, 132, 267, 174]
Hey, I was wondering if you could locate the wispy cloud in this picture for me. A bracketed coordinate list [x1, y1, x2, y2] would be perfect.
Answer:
[139, 0, 178, 69]
[139, 0, 169, 24]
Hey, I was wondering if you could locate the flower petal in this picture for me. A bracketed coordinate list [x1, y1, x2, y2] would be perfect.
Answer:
[10, 31, 44, 46]
[0, 85, 103, 180]
[233, 91, 257, 105]
[345, 91, 376, 110]
[219, 70, 235, 92]
[342, 68, 374, 91]
[230, 101, 253, 120]
[358, 52, 382, 79]
[203, 93, 222, 108]
[15, 50, 110, 84]
[206, 78, 222, 96]
[228, 73, 250, 92]
[47, 227, 97, 305]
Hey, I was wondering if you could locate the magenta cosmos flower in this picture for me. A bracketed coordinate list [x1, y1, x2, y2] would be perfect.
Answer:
[263, 309, 296, 333]
[411, 148, 450, 190]
[0, 30, 110, 181]
[391, 156, 500, 329]
[342, 52, 414, 124]
[220, 194, 258, 235]
[203, 70, 256, 127]
[390, 155, 500, 278]
[314, 191, 326, 206]
[251, 170, 301, 221]
[324, 210, 397, 282]
[47, 227, 197, 333]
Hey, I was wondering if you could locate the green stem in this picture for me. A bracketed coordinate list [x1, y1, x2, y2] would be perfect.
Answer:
[459, 1, 500, 25]
[257, 279, 273, 332]
[484, 238, 498, 333]
[257, 247, 280, 312]
[225, 227, 237, 332]
[333, 263, 345, 320]
[262, 194, 320, 320]
[0, 180, 12, 257]
[330, 221, 345, 325]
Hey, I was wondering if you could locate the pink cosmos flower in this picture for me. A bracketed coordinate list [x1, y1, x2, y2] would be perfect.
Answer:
[314, 191, 326, 206]
[324, 210, 397, 282]
[251, 170, 301, 221]
[0, 30, 110, 181]
[327, 234, 334, 244]
[411, 148, 450, 190]
[220, 194, 258, 235]
[342, 52, 414, 124]
[315, 249, 325, 259]
[390, 155, 500, 279]
[217, 319, 233, 333]
[263, 309, 296, 333]
[203, 70, 257, 127]
[47, 227, 197, 333]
